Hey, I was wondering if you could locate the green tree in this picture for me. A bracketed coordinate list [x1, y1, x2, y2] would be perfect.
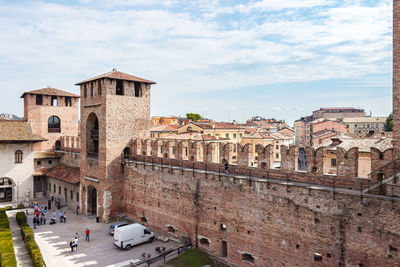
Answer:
[186, 113, 201, 122]
[384, 113, 393, 132]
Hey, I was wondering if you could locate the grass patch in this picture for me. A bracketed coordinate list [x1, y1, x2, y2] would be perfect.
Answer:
[16, 212, 45, 267]
[161, 249, 214, 267]
[0, 209, 17, 267]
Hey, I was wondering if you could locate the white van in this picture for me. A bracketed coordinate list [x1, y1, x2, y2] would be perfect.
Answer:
[113, 223, 155, 250]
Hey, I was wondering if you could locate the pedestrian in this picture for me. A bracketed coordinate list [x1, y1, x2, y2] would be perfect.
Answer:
[73, 237, 78, 251]
[63, 211, 67, 223]
[59, 211, 63, 223]
[76, 204, 80, 215]
[36, 215, 40, 227]
[52, 210, 56, 219]
[40, 214, 44, 225]
[75, 232, 79, 239]
[69, 238, 74, 252]
[33, 216, 36, 229]
[224, 161, 229, 174]
[85, 228, 90, 242]
[43, 214, 47, 225]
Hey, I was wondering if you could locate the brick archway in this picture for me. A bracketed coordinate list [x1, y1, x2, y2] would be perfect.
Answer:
[87, 185, 97, 216]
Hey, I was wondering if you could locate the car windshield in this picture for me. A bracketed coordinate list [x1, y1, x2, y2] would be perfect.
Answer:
[110, 225, 115, 229]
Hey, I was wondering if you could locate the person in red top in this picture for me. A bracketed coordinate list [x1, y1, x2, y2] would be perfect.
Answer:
[85, 228, 90, 242]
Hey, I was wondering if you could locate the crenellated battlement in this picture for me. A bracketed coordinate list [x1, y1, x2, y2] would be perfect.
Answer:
[123, 138, 397, 195]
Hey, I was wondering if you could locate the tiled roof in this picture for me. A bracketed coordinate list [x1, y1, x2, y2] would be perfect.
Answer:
[20, 87, 80, 98]
[0, 120, 46, 142]
[192, 122, 245, 130]
[158, 132, 228, 141]
[75, 69, 156, 85]
[46, 165, 80, 184]
[342, 117, 386, 123]
[314, 136, 393, 152]
[150, 125, 178, 132]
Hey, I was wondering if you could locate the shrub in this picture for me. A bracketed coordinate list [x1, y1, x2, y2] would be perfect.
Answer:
[4, 206, 13, 211]
[17, 203, 25, 209]
[20, 222, 45, 267]
[16, 212, 27, 226]
[0, 209, 17, 267]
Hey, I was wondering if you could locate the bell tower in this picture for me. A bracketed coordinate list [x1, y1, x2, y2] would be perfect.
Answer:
[76, 69, 155, 221]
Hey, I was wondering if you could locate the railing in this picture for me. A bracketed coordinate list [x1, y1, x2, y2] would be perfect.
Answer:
[91, 130, 99, 139]
[48, 128, 61, 133]
[130, 243, 192, 267]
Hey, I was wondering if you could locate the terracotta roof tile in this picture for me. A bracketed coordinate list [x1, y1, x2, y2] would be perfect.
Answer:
[150, 125, 178, 132]
[76, 69, 156, 85]
[46, 165, 80, 184]
[21, 87, 80, 98]
[0, 120, 46, 142]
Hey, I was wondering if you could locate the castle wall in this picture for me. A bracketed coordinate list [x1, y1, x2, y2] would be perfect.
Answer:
[123, 161, 400, 267]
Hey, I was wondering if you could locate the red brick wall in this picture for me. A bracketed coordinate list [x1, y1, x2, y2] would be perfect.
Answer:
[394, 0, 400, 158]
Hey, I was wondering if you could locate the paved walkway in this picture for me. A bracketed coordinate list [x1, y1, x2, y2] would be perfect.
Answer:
[6, 209, 33, 267]
[23, 203, 179, 267]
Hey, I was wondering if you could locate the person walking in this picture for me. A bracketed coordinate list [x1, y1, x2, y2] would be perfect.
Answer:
[75, 232, 79, 239]
[33, 216, 37, 229]
[73, 237, 78, 251]
[69, 238, 75, 252]
[76, 204, 80, 215]
[63, 211, 67, 223]
[59, 211, 63, 223]
[85, 228, 90, 242]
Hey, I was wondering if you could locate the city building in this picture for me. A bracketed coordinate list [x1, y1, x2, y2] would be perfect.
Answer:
[150, 124, 178, 138]
[343, 116, 386, 136]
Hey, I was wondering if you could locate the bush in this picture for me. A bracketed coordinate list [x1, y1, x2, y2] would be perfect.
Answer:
[0, 209, 17, 267]
[20, 222, 45, 267]
[17, 203, 25, 209]
[4, 206, 13, 211]
[16, 212, 27, 226]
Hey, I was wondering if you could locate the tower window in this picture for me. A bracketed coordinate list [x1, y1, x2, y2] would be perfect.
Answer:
[36, 94, 43, 105]
[51, 96, 58, 106]
[134, 82, 141, 97]
[65, 97, 72, 106]
[98, 81, 102, 96]
[90, 82, 95, 97]
[83, 85, 87, 98]
[116, 80, 124, 95]
[15, 150, 23, 163]
[48, 116, 61, 133]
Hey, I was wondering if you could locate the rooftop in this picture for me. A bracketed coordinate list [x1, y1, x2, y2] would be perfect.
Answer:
[0, 120, 46, 142]
[150, 124, 179, 132]
[46, 164, 80, 184]
[75, 68, 156, 85]
[20, 86, 80, 98]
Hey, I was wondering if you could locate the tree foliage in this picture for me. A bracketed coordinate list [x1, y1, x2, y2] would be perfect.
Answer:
[186, 113, 201, 122]
[384, 113, 393, 132]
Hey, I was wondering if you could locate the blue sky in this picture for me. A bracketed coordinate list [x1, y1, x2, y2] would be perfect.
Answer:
[0, 0, 392, 125]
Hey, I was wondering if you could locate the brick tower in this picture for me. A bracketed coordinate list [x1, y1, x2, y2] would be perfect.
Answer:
[394, 0, 400, 158]
[76, 69, 155, 221]
[21, 87, 80, 151]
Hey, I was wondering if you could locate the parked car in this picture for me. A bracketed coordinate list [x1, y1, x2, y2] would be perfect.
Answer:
[109, 222, 129, 235]
[113, 223, 154, 250]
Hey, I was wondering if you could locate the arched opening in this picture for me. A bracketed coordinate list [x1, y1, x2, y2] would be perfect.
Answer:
[15, 150, 23, 163]
[87, 186, 97, 216]
[0, 177, 15, 203]
[123, 147, 130, 159]
[86, 113, 99, 159]
[55, 140, 61, 150]
[116, 80, 124, 95]
[48, 116, 61, 133]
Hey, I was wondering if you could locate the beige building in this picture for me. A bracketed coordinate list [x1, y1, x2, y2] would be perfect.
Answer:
[0, 120, 45, 205]
[150, 124, 178, 138]
[343, 117, 386, 136]
[178, 122, 246, 143]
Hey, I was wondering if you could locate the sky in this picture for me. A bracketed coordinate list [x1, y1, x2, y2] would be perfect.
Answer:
[0, 0, 393, 125]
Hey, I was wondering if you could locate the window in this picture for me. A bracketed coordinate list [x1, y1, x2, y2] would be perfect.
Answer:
[65, 97, 72, 106]
[331, 158, 337, 167]
[239, 133, 242, 138]
[98, 81, 102, 96]
[90, 83, 95, 97]
[200, 238, 210, 247]
[233, 133, 236, 138]
[220, 224, 227, 231]
[355, 124, 357, 128]
[48, 116, 61, 133]
[242, 253, 254, 263]
[172, 146, 176, 155]
[36, 94, 43, 105]
[225, 133, 229, 138]
[49, 182, 51, 191]
[276, 145, 279, 150]
[15, 150, 23, 163]
[233, 145, 236, 152]
[116, 80, 124, 95]
[276, 153, 279, 159]
[185, 147, 188, 156]
[55, 140, 61, 150]
[83, 85, 87, 98]
[314, 253, 323, 262]
[76, 192, 79, 202]
[376, 123, 378, 128]
[51, 96, 58, 106]
[37, 160, 41, 165]
[134, 82, 141, 97]
[58, 186, 61, 195]
[123, 147, 130, 159]
[48, 160, 53, 164]
[71, 190, 73, 200]
[54, 184, 56, 193]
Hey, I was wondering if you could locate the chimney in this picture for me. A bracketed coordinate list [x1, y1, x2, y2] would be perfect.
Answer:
[233, 120, 237, 125]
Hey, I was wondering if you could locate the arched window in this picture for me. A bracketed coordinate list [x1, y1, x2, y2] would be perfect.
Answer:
[48, 116, 61, 133]
[87, 113, 99, 159]
[15, 150, 23, 163]
[123, 147, 130, 159]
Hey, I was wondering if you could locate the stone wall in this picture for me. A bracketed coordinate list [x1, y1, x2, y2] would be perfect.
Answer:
[123, 160, 400, 267]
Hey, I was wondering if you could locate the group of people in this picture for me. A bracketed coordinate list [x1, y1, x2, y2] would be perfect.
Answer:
[31, 203, 47, 229]
[69, 228, 90, 252]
